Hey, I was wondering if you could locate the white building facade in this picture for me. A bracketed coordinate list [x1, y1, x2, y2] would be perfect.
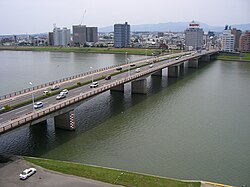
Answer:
[185, 21, 204, 50]
[53, 27, 70, 46]
[221, 27, 235, 52]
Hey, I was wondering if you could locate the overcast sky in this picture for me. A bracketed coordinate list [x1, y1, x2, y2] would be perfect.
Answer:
[0, 0, 249, 35]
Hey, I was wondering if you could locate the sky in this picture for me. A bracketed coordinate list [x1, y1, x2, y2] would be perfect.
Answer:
[0, 0, 249, 35]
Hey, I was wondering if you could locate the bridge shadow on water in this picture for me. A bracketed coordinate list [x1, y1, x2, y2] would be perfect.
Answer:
[0, 60, 214, 157]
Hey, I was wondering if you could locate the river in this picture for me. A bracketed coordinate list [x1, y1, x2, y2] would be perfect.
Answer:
[0, 51, 249, 186]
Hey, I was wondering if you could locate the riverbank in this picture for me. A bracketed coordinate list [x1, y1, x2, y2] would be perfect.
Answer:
[0, 46, 180, 55]
[217, 53, 250, 62]
[24, 156, 200, 187]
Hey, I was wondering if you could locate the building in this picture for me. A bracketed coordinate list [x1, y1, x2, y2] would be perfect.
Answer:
[114, 22, 130, 48]
[231, 28, 242, 51]
[86, 27, 98, 43]
[239, 31, 250, 52]
[73, 25, 98, 46]
[184, 21, 204, 50]
[73, 25, 87, 46]
[53, 27, 70, 46]
[221, 26, 235, 52]
[48, 32, 54, 46]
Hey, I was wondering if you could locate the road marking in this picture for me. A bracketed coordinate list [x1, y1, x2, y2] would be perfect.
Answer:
[15, 109, 28, 115]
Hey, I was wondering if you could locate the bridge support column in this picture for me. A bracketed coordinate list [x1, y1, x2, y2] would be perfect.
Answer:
[168, 66, 180, 78]
[131, 79, 147, 94]
[54, 110, 75, 131]
[110, 84, 124, 92]
[180, 63, 184, 69]
[188, 59, 199, 68]
[152, 69, 162, 76]
[200, 55, 210, 62]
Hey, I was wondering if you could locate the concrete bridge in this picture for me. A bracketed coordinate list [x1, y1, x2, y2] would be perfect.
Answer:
[0, 50, 219, 135]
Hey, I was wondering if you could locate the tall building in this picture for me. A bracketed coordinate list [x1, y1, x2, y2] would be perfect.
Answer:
[86, 27, 98, 43]
[53, 27, 70, 46]
[184, 21, 204, 50]
[221, 26, 235, 52]
[114, 22, 130, 48]
[48, 32, 54, 46]
[73, 25, 87, 46]
[231, 28, 242, 51]
[239, 31, 250, 52]
[73, 25, 98, 46]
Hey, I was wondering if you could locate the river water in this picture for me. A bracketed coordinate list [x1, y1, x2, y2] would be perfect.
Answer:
[0, 51, 249, 186]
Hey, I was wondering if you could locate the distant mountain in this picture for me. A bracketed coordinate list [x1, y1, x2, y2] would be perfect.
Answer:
[99, 22, 250, 33]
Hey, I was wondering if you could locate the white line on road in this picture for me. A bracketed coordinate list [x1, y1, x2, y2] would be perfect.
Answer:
[15, 109, 28, 115]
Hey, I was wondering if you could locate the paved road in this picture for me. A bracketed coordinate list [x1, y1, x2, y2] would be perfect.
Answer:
[0, 155, 121, 187]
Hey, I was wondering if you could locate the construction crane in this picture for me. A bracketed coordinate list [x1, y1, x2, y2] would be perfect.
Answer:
[80, 10, 87, 25]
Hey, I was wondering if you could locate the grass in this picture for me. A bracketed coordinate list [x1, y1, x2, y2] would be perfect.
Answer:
[0, 46, 181, 56]
[217, 53, 250, 61]
[24, 157, 200, 187]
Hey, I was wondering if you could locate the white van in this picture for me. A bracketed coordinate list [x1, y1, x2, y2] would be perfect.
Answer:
[90, 81, 99, 88]
[135, 68, 140, 73]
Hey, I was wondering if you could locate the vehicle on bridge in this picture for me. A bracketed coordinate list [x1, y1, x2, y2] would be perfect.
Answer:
[33, 102, 43, 109]
[149, 64, 153, 68]
[61, 89, 69, 94]
[51, 85, 59, 90]
[135, 68, 141, 73]
[43, 90, 50, 96]
[19, 168, 36, 180]
[130, 64, 136, 67]
[116, 67, 122, 71]
[105, 75, 111, 80]
[56, 93, 66, 100]
[90, 81, 99, 88]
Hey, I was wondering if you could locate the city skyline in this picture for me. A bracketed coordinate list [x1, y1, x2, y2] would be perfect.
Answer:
[0, 0, 249, 35]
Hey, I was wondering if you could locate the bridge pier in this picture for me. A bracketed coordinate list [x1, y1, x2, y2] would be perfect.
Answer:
[180, 63, 185, 69]
[131, 79, 147, 94]
[188, 59, 199, 68]
[152, 69, 162, 77]
[110, 84, 124, 92]
[54, 110, 75, 131]
[168, 66, 180, 78]
[199, 55, 210, 62]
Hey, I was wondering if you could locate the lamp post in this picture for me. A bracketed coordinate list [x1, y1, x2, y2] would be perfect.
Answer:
[146, 49, 148, 61]
[29, 82, 35, 112]
[90, 66, 93, 83]
[127, 58, 130, 77]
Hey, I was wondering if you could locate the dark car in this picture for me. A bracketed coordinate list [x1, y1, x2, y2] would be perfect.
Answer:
[130, 64, 136, 67]
[105, 75, 111, 80]
[116, 67, 122, 71]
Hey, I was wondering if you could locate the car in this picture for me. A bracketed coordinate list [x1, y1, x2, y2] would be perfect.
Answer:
[61, 89, 68, 94]
[130, 64, 136, 67]
[51, 85, 59, 90]
[149, 64, 153, 68]
[19, 168, 36, 180]
[116, 67, 122, 71]
[33, 102, 43, 109]
[56, 93, 66, 100]
[175, 57, 179, 60]
[135, 68, 141, 73]
[105, 75, 111, 80]
[90, 81, 99, 88]
[43, 90, 50, 96]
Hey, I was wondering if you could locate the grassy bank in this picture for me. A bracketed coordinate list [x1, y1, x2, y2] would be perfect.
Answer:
[25, 157, 200, 187]
[0, 46, 182, 55]
[217, 53, 250, 61]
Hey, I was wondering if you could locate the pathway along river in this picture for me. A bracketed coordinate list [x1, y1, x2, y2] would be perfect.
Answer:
[0, 51, 249, 186]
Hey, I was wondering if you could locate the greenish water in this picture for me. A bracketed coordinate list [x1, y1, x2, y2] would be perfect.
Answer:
[0, 56, 249, 186]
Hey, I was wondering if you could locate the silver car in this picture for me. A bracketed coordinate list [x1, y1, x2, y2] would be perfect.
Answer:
[19, 168, 36, 180]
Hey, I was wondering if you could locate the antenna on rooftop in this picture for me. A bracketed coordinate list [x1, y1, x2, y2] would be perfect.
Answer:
[80, 10, 87, 25]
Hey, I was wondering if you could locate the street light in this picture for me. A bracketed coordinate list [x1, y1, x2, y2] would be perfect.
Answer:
[125, 52, 128, 64]
[127, 58, 130, 77]
[29, 82, 35, 112]
[90, 66, 93, 83]
[146, 49, 148, 61]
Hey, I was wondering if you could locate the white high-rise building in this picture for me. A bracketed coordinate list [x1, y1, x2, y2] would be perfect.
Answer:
[221, 26, 235, 52]
[53, 27, 70, 46]
[185, 21, 204, 50]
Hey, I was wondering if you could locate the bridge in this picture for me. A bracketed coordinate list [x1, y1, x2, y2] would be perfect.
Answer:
[0, 49, 219, 135]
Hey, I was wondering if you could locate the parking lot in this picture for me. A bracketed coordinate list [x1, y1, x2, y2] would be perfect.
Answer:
[0, 155, 120, 187]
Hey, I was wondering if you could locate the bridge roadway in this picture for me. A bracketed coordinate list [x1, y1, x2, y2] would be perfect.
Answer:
[0, 49, 219, 134]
